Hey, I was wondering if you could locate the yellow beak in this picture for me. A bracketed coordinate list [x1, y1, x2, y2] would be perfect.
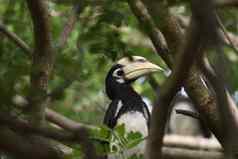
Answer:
[117, 56, 163, 80]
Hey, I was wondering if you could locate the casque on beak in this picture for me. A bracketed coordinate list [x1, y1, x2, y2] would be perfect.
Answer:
[117, 56, 163, 80]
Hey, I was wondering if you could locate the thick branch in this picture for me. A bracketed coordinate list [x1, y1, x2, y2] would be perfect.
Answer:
[163, 135, 222, 151]
[0, 112, 75, 142]
[46, 108, 96, 131]
[146, 1, 219, 159]
[0, 112, 98, 159]
[127, 0, 226, 149]
[168, 0, 238, 7]
[23, 1, 61, 158]
[199, 58, 238, 155]
[162, 146, 223, 159]
[26, 0, 54, 124]
[141, 0, 183, 57]
[0, 126, 63, 159]
[0, 110, 224, 158]
[215, 0, 238, 7]
[127, 0, 172, 67]
[0, 107, 225, 159]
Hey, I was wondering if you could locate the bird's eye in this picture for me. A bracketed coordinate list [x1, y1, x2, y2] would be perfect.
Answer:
[116, 70, 124, 76]
[113, 68, 124, 78]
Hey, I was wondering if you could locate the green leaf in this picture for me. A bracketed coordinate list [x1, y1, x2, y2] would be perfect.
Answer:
[125, 132, 144, 149]
[114, 123, 126, 138]
[89, 125, 111, 142]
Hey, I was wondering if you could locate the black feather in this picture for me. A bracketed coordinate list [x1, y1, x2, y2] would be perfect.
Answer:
[104, 64, 150, 128]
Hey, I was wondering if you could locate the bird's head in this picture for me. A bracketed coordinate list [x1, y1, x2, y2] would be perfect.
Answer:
[105, 56, 163, 99]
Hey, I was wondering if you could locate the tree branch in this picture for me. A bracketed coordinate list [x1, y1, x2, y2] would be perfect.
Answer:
[162, 146, 224, 159]
[216, 13, 238, 55]
[0, 22, 32, 57]
[8, 93, 96, 132]
[199, 58, 238, 156]
[0, 112, 74, 142]
[46, 3, 87, 102]
[0, 111, 98, 159]
[26, 0, 54, 124]
[47, 79, 75, 100]
[215, 0, 238, 7]
[127, 2, 218, 141]
[163, 135, 222, 151]
[23, 1, 63, 158]
[0, 126, 63, 159]
[175, 109, 200, 119]
[177, 14, 238, 55]
[57, 3, 86, 49]
[46, 108, 97, 131]
[1, 103, 225, 159]
[127, 0, 227, 150]
[127, 0, 172, 67]
[0, 109, 224, 159]
[168, 0, 238, 7]
[146, 0, 219, 159]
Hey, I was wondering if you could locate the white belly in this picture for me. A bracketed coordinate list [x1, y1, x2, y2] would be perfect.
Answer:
[110, 111, 148, 158]
[117, 111, 148, 137]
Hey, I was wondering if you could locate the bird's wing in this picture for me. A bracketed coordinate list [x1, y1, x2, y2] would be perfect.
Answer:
[142, 102, 151, 126]
[103, 100, 119, 128]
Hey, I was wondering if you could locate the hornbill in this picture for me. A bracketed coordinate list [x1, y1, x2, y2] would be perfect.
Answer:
[103, 56, 163, 157]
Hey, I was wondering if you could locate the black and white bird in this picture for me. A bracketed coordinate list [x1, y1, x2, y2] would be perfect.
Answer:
[103, 56, 162, 157]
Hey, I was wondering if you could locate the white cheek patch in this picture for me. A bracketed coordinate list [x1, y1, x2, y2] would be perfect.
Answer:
[113, 68, 123, 78]
[116, 78, 125, 83]
[117, 111, 148, 137]
[113, 68, 125, 84]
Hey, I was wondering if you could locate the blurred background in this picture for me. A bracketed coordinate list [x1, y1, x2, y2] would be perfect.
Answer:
[0, 0, 238, 139]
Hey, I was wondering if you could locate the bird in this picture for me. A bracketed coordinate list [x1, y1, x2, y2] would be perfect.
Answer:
[103, 56, 163, 158]
[167, 88, 212, 138]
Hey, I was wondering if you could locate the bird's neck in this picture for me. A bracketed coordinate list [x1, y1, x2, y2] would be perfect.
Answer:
[108, 84, 141, 101]
[106, 83, 151, 128]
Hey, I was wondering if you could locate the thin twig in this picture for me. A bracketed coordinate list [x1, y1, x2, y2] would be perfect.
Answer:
[0, 22, 32, 57]
[177, 14, 238, 53]
[47, 79, 74, 99]
[57, 3, 86, 49]
[215, 12, 238, 55]
[175, 109, 200, 119]
[48, 3, 87, 101]
[8, 94, 97, 131]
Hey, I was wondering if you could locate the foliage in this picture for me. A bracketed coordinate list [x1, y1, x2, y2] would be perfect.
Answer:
[0, 0, 166, 125]
[90, 124, 144, 159]
[1, 0, 238, 158]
